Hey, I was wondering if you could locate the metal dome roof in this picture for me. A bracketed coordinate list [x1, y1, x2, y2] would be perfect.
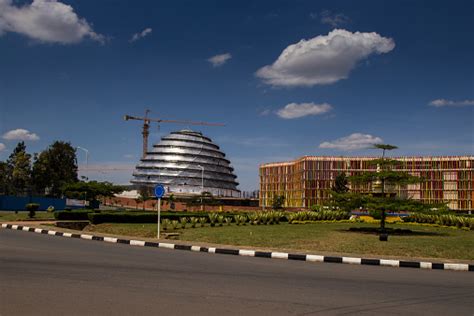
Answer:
[131, 130, 240, 197]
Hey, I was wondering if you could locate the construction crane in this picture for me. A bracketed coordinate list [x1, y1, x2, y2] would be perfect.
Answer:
[124, 109, 225, 158]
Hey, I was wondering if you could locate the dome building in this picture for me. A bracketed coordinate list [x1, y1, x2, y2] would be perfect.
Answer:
[131, 130, 240, 197]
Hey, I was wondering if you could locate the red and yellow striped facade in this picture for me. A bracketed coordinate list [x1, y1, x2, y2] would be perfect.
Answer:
[259, 156, 474, 211]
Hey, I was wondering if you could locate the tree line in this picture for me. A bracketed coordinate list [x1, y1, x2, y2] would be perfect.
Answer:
[0, 141, 78, 197]
[0, 141, 126, 204]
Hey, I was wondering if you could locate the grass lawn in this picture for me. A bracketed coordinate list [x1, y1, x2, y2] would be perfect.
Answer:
[83, 222, 474, 261]
[0, 210, 55, 222]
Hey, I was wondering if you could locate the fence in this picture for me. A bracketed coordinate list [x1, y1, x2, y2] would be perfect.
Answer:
[0, 195, 66, 211]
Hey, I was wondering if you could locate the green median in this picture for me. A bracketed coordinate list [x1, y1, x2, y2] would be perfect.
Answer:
[83, 221, 474, 261]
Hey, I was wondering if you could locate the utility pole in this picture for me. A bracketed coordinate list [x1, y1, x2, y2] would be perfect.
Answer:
[197, 165, 204, 211]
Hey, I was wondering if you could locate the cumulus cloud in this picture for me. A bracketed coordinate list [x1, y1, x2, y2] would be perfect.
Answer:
[277, 102, 332, 119]
[0, 143, 5, 152]
[428, 99, 474, 107]
[207, 53, 232, 67]
[129, 27, 152, 43]
[2, 129, 39, 141]
[256, 29, 395, 87]
[0, 0, 104, 44]
[319, 133, 383, 151]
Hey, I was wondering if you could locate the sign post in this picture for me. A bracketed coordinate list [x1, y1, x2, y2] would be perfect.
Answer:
[154, 184, 165, 239]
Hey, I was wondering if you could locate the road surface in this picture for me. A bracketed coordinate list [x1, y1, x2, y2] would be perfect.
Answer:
[1, 229, 473, 315]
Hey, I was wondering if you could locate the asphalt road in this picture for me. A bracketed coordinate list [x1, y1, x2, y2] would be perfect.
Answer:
[1, 229, 473, 316]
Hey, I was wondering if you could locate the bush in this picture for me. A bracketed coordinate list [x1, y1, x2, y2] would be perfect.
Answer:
[189, 217, 198, 228]
[179, 217, 188, 229]
[198, 217, 207, 227]
[286, 210, 350, 224]
[26, 203, 39, 218]
[26, 203, 40, 211]
[161, 219, 171, 231]
[208, 213, 219, 227]
[368, 210, 382, 220]
[55, 210, 94, 220]
[402, 213, 474, 230]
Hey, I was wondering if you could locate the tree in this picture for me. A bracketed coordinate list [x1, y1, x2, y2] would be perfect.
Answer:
[0, 161, 9, 195]
[32, 141, 78, 197]
[349, 144, 420, 239]
[272, 195, 285, 210]
[186, 192, 218, 210]
[329, 191, 368, 212]
[332, 172, 349, 193]
[62, 181, 125, 208]
[167, 193, 176, 210]
[7, 142, 32, 196]
[137, 186, 153, 210]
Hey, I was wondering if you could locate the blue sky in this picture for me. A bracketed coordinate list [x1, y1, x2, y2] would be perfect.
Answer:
[0, 0, 473, 191]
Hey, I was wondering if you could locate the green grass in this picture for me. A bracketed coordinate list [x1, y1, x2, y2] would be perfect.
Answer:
[84, 223, 159, 238]
[0, 210, 56, 222]
[83, 222, 474, 261]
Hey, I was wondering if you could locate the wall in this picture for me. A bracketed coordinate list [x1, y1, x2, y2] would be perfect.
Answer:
[104, 196, 263, 212]
[0, 195, 66, 211]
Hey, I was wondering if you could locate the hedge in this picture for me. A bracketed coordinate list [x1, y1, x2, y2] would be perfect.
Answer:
[88, 212, 154, 224]
[87, 211, 216, 224]
[54, 210, 95, 221]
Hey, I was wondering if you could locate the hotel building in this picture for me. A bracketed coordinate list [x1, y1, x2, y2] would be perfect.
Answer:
[259, 156, 474, 211]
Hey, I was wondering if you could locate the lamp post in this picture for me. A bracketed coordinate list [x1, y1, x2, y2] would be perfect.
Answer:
[76, 146, 89, 167]
[197, 165, 204, 211]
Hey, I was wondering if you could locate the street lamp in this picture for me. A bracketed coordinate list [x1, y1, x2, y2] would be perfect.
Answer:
[76, 146, 89, 168]
[197, 165, 204, 210]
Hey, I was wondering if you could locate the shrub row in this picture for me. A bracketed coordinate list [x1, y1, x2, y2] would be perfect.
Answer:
[88, 212, 156, 224]
[160, 211, 287, 230]
[54, 210, 95, 220]
[403, 213, 474, 230]
[286, 211, 350, 224]
[87, 212, 223, 224]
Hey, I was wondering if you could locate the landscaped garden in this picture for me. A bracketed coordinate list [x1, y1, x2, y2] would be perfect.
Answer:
[2, 207, 473, 261]
[73, 210, 474, 261]
[82, 220, 473, 261]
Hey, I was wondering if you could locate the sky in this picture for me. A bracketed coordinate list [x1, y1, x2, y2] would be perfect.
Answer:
[0, 0, 473, 191]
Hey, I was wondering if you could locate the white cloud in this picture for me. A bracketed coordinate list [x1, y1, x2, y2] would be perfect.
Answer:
[276, 102, 332, 119]
[319, 133, 383, 151]
[256, 29, 395, 87]
[0, 143, 5, 152]
[2, 129, 40, 141]
[319, 10, 350, 27]
[0, 0, 104, 44]
[207, 53, 232, 67]
[129, 27, 152, 43]
[259, 109, 271, 116]
[428, 99, 474, 107]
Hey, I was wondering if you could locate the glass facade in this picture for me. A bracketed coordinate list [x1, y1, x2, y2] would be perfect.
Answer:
[132, 130, 240, 197]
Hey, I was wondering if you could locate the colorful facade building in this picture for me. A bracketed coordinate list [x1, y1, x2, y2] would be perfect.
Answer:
[259, 156, 474, 211]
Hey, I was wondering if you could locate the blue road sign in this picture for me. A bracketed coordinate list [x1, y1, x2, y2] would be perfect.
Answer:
[154, 184, 165, 198]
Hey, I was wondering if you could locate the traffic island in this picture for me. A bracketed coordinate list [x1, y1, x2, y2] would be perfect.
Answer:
[2, 223, 473, 272]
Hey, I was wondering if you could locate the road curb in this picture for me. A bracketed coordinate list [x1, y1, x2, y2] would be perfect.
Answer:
[2, 223, 473, 272]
